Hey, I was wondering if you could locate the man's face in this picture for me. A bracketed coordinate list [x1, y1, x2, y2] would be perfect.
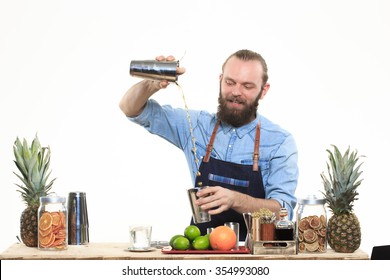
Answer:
[217, 57, 269, 127]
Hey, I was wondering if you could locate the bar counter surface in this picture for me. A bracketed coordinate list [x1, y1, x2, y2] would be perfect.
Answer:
[0, 242, 369, 260]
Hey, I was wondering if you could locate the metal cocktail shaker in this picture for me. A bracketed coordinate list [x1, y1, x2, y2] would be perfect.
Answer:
[187, 187, 211, 224]
[129, 60, 179, 82]
[68, 191, 89, 245]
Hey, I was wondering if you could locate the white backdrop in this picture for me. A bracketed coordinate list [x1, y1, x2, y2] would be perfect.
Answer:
[1, 0, 389, 255]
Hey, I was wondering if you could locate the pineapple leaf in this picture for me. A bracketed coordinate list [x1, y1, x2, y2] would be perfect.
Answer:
[320, 145, 364, 215]
[13, 138, 28, 175]
[13, 135, 56, 206]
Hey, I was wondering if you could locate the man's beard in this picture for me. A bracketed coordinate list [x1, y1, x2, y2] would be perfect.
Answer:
[217, 89, 261, 127]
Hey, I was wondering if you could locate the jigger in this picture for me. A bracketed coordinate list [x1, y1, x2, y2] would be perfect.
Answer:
[243, 213, 252, 248]
[68, 191, 89, 245]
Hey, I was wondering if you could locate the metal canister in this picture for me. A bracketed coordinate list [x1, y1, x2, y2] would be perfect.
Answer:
[38, 194, 67, 250]
[187, 187, 211, 223]
[129, 60, 179, 82]
[68, 191, 89, 245]
[296, 195, 327, 253]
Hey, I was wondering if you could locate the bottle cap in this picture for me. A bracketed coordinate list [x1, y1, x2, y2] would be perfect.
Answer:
[279, 208, 288, 217]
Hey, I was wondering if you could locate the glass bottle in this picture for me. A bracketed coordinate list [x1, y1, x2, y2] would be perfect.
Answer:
[275, 207, 295, 241]
[296, 195, 327, 253]
[38, 194, 68, 250]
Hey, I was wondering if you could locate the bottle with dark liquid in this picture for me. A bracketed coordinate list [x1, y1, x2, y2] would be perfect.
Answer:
[275, 207, 294, 241]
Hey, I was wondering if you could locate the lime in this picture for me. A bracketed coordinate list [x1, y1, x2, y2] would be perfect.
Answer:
[169, 234, 184, 247]
[184, 225, 201, 242]
[192, 235, 210, 250]
[172, 236, 190, 250]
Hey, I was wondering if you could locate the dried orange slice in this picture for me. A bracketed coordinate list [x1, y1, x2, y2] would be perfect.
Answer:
[39, 212, 53, 231]
[60, 212, 66, 227]
[39, 232, 55, 247]
[55, 229, 67, 239]
[318, 244, 326, 252]
[317, 236, 326, 245]
[320, 215, 327, 227]
[298, 218, 310, 232]
[303, 229, 318, 243]
[298, 242, 306, 252]
[52, 238, 65, 247]
[305, 241, 319, 252]
[51, 212, 61, 226]
[52, 224, 62, 234]
[39, 227, 52, 237]
[298, 232, 304, 242]
[309, 215, 322, 230]
[317, 227, 327, 237]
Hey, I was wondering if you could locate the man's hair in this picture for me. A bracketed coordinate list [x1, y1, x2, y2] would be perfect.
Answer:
[222, 49, 268, 85]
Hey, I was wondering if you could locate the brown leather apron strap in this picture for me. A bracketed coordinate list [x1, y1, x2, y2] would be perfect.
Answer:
[253, 123, 261, 171]
[204, 120, 261, 171]
[203, 120, 220, 163]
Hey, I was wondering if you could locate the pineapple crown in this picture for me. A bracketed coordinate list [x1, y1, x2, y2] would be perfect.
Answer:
[320, 145, 364, 215]
[13, 135, 56, 207]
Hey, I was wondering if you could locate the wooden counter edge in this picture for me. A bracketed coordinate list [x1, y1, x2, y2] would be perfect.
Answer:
[0, 242, 370, 260]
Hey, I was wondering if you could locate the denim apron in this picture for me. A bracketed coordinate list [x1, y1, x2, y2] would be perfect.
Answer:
[191, 120, 265, 241]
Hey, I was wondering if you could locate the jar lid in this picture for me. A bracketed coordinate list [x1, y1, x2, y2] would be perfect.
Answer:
[298, 195, 325, 205]
[40, 194, 66, 203]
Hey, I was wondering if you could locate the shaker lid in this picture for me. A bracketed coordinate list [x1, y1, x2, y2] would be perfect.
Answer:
[298, 195, 325, 205]
[40, 193, 66, 203]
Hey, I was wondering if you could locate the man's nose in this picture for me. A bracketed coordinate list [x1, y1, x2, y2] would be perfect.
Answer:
[232, 85, 241, 96]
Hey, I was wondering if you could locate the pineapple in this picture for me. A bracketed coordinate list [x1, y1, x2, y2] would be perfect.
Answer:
[320, 145, 364, 253]
[13, 135, 56, 247]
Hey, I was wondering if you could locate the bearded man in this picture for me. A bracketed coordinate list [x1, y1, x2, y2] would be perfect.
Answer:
[119, 49, 298, 240]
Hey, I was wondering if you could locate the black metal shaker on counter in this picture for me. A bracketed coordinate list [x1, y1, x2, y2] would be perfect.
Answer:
[68, 191, 89, 245]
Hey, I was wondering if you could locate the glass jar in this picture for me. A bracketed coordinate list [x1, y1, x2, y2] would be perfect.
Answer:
[296, 195, 327, 253]
[38, 194, 68, 250]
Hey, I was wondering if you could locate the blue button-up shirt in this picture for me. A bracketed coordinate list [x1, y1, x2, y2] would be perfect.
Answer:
[129, 99, 299, 218]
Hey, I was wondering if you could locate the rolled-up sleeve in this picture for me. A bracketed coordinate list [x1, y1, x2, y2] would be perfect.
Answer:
[265, 134, 298, 219]
[128, 99, 188, 149]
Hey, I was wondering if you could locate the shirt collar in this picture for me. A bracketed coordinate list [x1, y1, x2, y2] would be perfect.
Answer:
[219, 114, 260, 138]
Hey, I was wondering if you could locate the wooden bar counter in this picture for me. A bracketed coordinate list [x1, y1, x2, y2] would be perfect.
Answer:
[0, 242, 369, 260]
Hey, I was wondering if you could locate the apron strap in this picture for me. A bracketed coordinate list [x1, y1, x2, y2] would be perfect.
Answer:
[253, 123, 261, 172]
[203, 120, 261, 171]
[203, 120, 220, 163]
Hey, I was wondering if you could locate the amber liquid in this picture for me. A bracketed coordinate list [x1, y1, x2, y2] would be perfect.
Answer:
[176, 82, 200, 177]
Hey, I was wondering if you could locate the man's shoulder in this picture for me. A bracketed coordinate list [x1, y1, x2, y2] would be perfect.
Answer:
[259, 115, 292, 137]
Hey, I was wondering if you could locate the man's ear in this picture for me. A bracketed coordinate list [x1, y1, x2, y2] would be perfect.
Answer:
[259, 83, 270, 100]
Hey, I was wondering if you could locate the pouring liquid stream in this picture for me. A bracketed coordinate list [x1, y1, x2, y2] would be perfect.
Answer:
[175, 82, 202, 186]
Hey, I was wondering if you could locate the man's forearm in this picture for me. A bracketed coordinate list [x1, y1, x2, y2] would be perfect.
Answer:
[232, 192, 281, 215]
[119, 80, 160, 117]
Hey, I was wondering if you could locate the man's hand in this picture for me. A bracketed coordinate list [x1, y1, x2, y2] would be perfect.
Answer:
[195, 186, 236, 215]
[195, 186, 282, 216]
[154, 55, 186, 89]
